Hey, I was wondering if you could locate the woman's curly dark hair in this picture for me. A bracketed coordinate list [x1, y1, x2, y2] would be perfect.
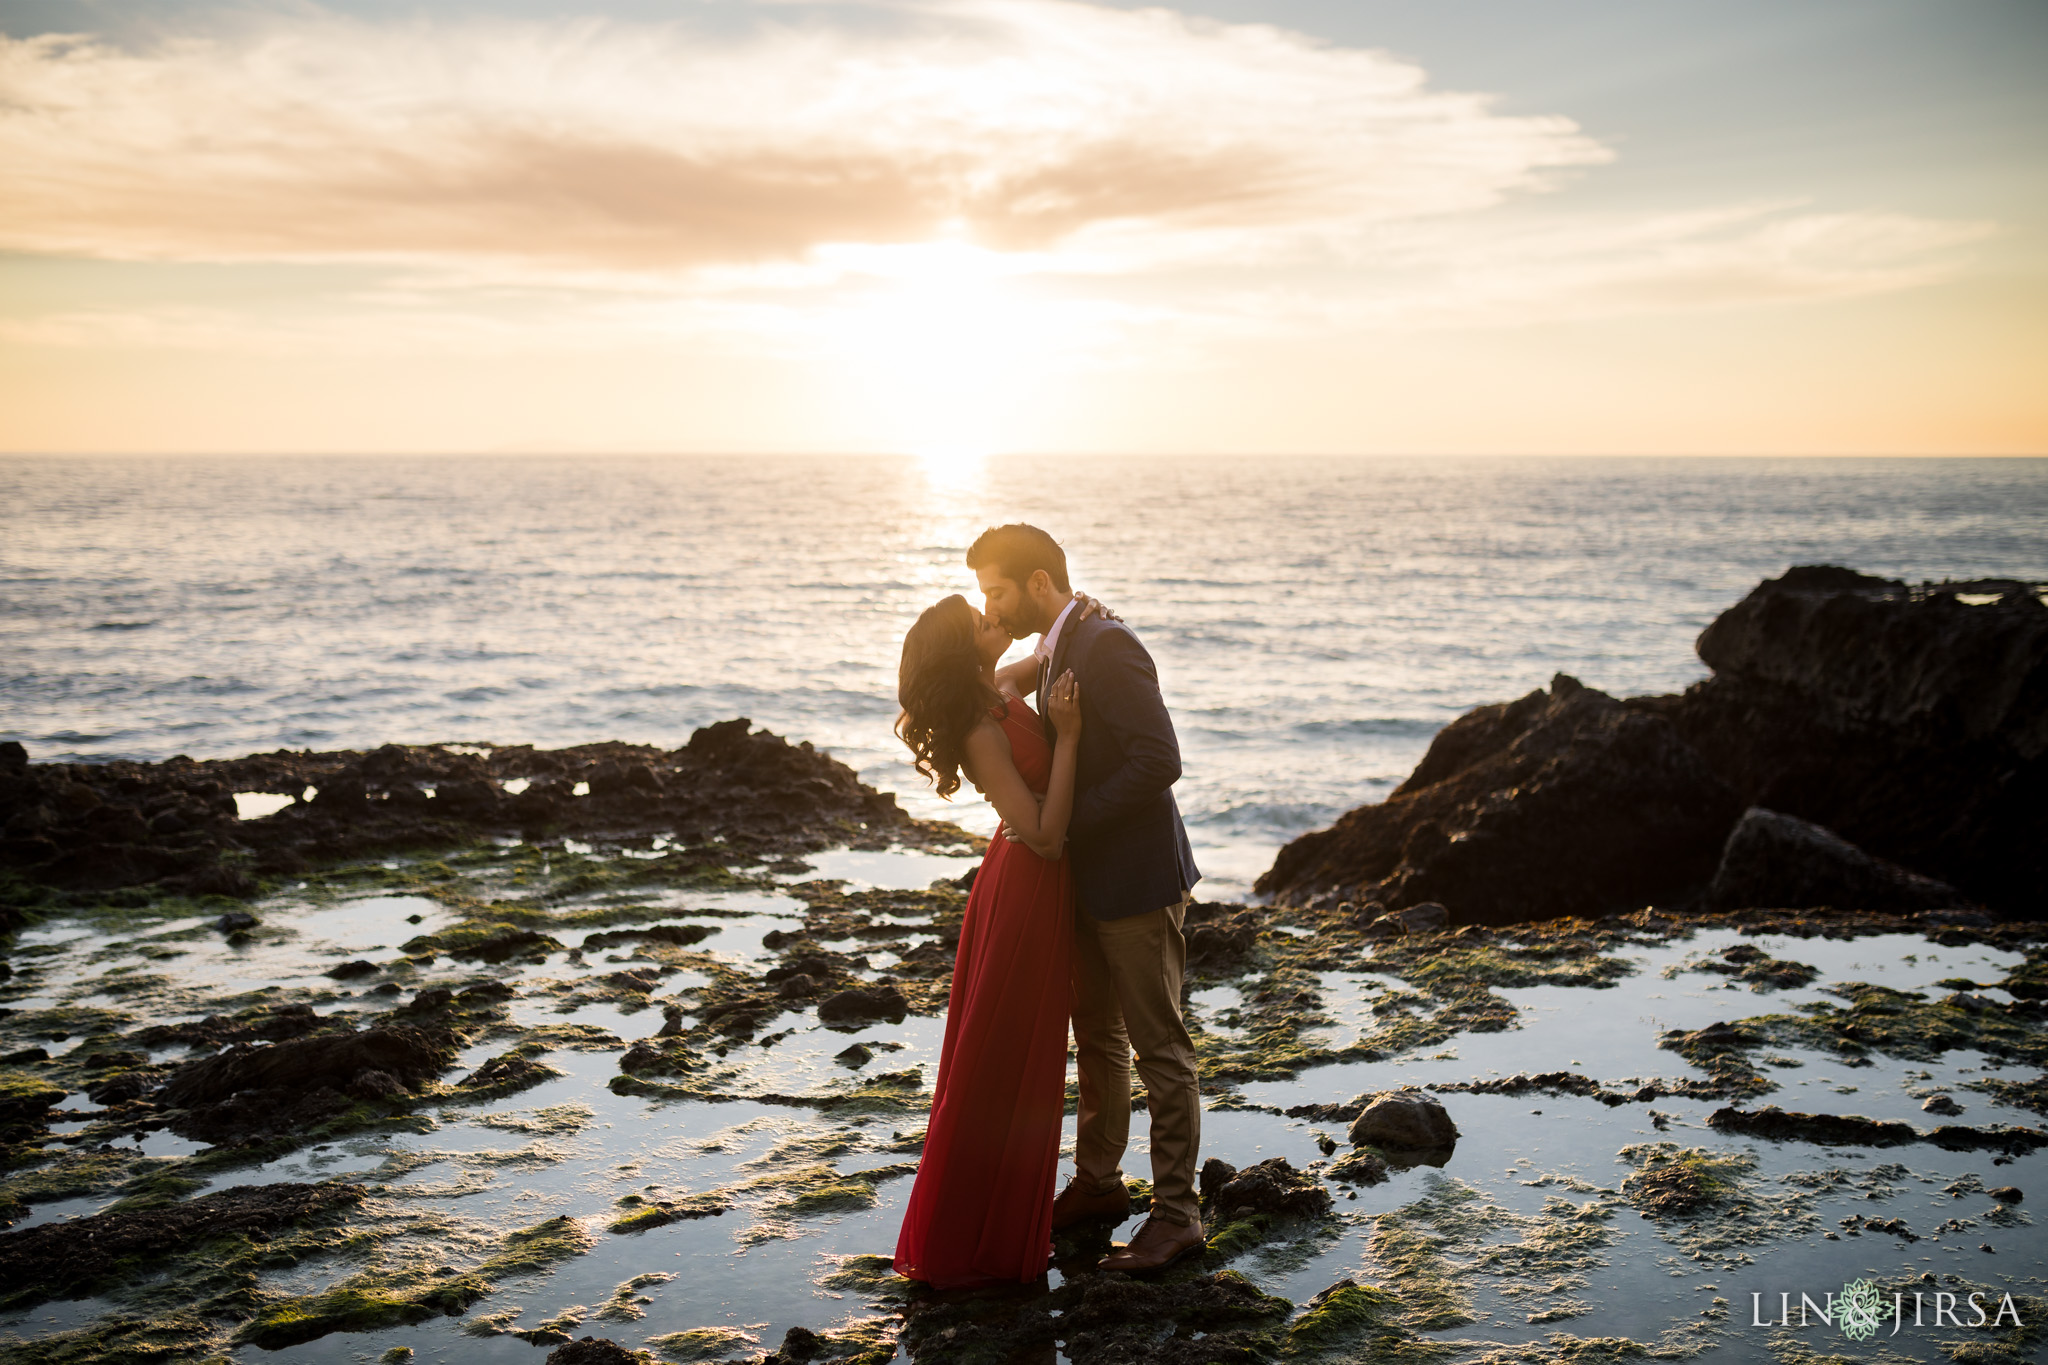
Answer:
[896, 594, 1002, 800]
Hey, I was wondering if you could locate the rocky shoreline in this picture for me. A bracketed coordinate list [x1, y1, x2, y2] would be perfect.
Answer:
[1, 565, 2046, 1365]
[1260, 566, 2046, 925]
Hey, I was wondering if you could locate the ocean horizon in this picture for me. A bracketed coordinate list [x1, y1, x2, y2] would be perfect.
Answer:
[6, 452, 2046, 896]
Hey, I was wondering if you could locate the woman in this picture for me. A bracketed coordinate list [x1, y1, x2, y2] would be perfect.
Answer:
[891, 592, 1084, 1288]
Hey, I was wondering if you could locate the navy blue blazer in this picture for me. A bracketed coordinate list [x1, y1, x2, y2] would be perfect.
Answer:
[1042, 613, 1201, 920]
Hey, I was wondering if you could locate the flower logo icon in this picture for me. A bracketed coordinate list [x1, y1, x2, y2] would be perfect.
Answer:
[1838, 1279, 1885, 1341]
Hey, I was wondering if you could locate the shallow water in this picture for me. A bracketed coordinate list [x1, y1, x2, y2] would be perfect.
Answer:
[4, 851, 2045, 1362]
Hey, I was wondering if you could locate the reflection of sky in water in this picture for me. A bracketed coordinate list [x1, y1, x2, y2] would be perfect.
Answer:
[6, 859, 2046, 1363]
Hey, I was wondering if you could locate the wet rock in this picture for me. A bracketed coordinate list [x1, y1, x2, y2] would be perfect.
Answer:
[0, 1181, 364, 1296]
[1260, 568, 2048, 922]
[0, 741, 24, 771]
[1923, 1094, 1965, 1116]
[159, 1024, 457, 1142]
[776, 974, 822, 999]
[545, 1337, 643, 1365]
[834, 1044, 874, 1069]
[1697, 941, 1818, 990]
[1622, 1152, 1726, 1216]
[325, 959, 380, 980]
[399, 987, 455, 1013]
[0, 726, 944, 897]
[1259, 674, 1741, 924]
[1840, 1214, 1918, 1241]
[85, 1070, 157, 1105]
[1326, 1149, 1389, 1186]
[817, 985, 908, 1027]
[1057, 1269, 1293, 1363]
[1206, 1156, 1331, 1224]
[1989, 1185, 2023, 1203]
[582, 924, 715, 950]
[604, 968, 661, 994]
[130, 1001, 332, 1050]
[1706, 807, 1972, 913]
[214, 911, 259, 932]
[1707, 1105, 1917, 1146]
[1347, 1089, 1458, 1150]
[459, 1051, 559, 1097]
[1183, 902, 1260, 973]
[1664, 567, 2048, 913]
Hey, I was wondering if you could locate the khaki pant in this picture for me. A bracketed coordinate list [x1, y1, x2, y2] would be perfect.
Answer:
[1072, 895, 1201, 1227]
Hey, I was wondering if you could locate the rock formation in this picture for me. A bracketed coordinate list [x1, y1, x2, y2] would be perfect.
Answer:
[1260, 568, 2046, 922]
[0, 719, 950, 905]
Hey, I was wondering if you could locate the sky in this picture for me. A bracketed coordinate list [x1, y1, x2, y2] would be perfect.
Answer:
[1, 0, 2044, 456]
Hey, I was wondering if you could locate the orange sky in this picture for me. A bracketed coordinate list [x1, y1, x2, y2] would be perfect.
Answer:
[2, 0, 2043, 455]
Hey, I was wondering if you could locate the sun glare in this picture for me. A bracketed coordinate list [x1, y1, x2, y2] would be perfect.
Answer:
[826, 237, 1050, 468]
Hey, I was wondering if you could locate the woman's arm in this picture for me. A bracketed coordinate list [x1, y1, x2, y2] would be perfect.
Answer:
[962, 683, 1082, 860]
[993, 656, 1038, 698]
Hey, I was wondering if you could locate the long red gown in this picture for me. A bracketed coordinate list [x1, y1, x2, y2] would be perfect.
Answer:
[893, 696, 1075, 1288]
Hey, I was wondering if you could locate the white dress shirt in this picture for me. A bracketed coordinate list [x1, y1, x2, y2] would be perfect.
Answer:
[1034, 596, 1081, 698]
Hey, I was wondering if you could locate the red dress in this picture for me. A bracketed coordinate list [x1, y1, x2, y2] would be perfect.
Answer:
[894, 696, 1075, 1288]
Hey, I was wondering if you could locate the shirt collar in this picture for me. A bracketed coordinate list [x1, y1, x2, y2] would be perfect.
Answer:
[1034, 596, 1080, 661]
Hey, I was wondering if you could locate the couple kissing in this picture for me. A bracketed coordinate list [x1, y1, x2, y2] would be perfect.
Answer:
[891, 522, 1204, 1288]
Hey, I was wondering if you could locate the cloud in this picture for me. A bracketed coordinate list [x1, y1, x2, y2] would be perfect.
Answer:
[0, 1, 1607, 271]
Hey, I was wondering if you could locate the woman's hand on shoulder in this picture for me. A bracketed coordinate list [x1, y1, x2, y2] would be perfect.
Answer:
[1046, 669, 1082, 735]
[1073, 592, 1121, 624]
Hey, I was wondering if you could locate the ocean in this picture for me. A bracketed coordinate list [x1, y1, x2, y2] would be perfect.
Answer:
[4, 454, 2045, 897]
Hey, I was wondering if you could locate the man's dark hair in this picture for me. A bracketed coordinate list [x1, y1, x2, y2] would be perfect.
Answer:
[966, 523, 1070, 594]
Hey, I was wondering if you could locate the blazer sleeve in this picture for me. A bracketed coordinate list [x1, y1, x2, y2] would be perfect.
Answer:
[1071, 628, 1184, 835]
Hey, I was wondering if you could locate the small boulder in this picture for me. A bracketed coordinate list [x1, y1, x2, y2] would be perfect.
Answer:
[214, 912, 259, 933]
[324, 960, 380, 980]
[1347, 1090, 1459, 1150]
[817, 985, 908, 1026]
[1922, 1094, 1964, 1116]
[1989, 1186, 2024, 1204]
[834, 1043, 873, 1068]
[1707, 807, 1972, 913]
[1204, 1157, 1332, 1223]
[1392, 902, 1449, 933]
[545, 1338, 642, 1365]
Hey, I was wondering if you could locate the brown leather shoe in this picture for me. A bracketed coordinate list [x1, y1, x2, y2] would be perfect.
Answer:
[1050, 1177, 1131, 1230]
[1098, 1216, 1204, 1273]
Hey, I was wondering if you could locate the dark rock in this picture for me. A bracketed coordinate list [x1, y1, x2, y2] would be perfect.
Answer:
[1662, 568, 2048, 913]
[400, 987, 455, 1013]
[546, 1338, 642, 1365]
[1347, 1089, 1459, 1150]
[834, 1044, 873, 1068]
[604, 968, 660, 994]
[545, 1338, 641, 1365]
[214, 912, 259, 932]
[1183, 901, 1260, 972]
[324, 959, 380, 980]
[0, 728, 943, 900]
[1327, 1149, 1390, 1185]
[1923, 1094, 1965, 1116]
[158, 1024, 457, 1142]
[1989, 1186, 2023, 1203]
[1708, 1105, 1917, 1146]
[582, 924, 714, 950]
[1259, 675, 1742, 923]
[460, 1052, 556, 1095]
[0, 1181, 364, 1297]
[0, 741, 25, 771]
[1206, 1157, 1332, 1224]
[85, 1070, 156, 1105]
[817, 985, 907, 1026]
[1706, 807, 1972, 912]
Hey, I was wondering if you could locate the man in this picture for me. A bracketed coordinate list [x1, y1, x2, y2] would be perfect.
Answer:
[967, 522, 1204, 1274]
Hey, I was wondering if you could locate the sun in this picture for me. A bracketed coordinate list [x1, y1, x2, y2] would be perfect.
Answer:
[821, 236, 1051, 466]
